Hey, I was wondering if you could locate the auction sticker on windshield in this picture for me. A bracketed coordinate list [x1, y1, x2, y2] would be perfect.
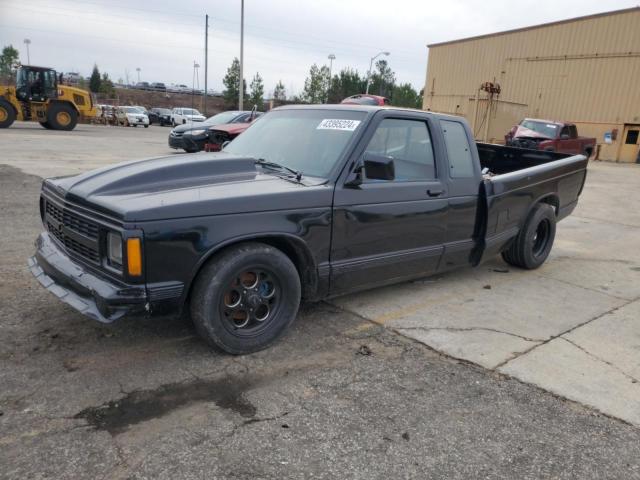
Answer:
[317, 119, 361, 131]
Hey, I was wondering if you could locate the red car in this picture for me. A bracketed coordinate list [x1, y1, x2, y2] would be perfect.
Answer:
[204, 121, 254, 152]
[505, 118, 596, 158]
[341, 94, 390, 106]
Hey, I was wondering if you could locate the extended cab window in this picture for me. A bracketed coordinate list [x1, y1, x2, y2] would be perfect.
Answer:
[365, 118, 435, 181]
[441, 120, 475, 178]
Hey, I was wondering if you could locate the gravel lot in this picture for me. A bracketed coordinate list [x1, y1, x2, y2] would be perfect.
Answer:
[1, 122, 640, 479]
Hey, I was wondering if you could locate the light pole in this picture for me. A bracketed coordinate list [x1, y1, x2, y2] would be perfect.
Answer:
[326, 54, 335, 103]
[192, 61, 200, 112]
[23, 39, 31, 64]
[136, 67, 141, 83]
[365, 51, 390, 94]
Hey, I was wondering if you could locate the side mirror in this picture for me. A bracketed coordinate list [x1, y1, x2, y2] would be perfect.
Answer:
[363, 153, 395, 181]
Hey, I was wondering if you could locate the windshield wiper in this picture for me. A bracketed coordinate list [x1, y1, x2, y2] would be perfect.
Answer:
[255, 158, 303, 181]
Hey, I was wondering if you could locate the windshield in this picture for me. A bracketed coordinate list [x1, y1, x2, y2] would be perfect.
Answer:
[224, 109, 366, 178]
[124, 107, 142, 113]
[205, 111, 239, 125]
[182, 109, 200, 115]
[156, 108, 171, 114]
[520, 120, 559, 138]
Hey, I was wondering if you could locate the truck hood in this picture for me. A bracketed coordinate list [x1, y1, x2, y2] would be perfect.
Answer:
[46, 153, 330, 223]
[512, 125, 551, 140]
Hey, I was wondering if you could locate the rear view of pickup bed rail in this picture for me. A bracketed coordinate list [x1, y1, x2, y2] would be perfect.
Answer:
[30, 105, 588, 353]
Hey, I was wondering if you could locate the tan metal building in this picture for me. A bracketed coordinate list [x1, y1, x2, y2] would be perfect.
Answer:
[423, 7, 640, 162]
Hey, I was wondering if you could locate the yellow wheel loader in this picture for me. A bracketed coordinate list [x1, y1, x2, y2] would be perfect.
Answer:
[0, 65, 96, 130]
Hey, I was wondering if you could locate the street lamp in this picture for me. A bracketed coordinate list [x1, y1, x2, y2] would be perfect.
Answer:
[365, 51, 390, 94]
[326, 54, 336, 103]
[23, 39, 31, 65]
[136, 67, 141, 83]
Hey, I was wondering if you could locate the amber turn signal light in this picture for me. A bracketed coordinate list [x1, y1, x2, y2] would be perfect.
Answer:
[126, 238, 142, 276]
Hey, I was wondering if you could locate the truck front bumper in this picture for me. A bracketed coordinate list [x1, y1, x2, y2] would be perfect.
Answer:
[28, 232, 148, 323]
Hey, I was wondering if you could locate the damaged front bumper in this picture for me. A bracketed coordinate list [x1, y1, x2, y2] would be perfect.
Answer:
[28, 232, 148, 323]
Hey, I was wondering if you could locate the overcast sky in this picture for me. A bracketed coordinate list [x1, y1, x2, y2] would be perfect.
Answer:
[0, 0, 637, 96]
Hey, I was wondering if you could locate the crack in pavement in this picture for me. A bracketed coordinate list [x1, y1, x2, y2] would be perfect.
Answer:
[559, 337, 640, 385]
[395, 326, 544, 343]
[493, 297, 639, 370]
[532, 271, 633, 301]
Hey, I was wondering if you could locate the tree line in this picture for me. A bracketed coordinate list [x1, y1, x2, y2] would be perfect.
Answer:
[222, 57, 423, 109]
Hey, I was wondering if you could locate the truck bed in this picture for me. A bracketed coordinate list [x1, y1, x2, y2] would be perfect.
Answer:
[477, 142, 574, 175]
[473, 142, 589, 265]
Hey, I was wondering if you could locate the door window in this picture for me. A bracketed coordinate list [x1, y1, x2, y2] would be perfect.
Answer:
[625, 130, 639, 145]
[364, 118, 436, 181]
[440, 120, 475, 178]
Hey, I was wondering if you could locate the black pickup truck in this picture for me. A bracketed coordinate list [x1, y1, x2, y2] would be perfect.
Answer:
[29, 105, 588, 354]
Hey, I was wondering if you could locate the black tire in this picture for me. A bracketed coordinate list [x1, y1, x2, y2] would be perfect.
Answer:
[183, 147, 198, 153]
[144, 124, 149, 128]
[190, 242, 301, 354]
[502, 203, 556, 269]
[0, 99, 16, 128]
[39, 121, 53, 129]
[47, 103, 78, 131]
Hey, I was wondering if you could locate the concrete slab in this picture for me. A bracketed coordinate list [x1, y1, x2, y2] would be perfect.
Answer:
[499, 337, 640, 426]
[564, 299, 640, 381]
[331, 267, 624, 345]
[396, 327, 539, 369]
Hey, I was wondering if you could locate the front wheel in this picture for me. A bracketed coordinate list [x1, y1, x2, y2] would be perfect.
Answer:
[190, 242, 301, 354]
[144, 124, 149, 128]
[0, 99, 16, 128]
[46, 103, 78, 130]
[502, 203, 556, 269]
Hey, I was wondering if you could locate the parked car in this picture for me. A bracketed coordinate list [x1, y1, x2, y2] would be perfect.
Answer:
[171, 107, 206, 126]
[150, 82, 166, 92]
[132, 105, 149, 116]
[29, 105, 588, 354]
[148, 107, 172, 126]
[168, 84, 190, 93]
[134, 82, 151, 90]
[341, 94, 390, 106]
[115, 106, 149, 127]
[168, 110, 261, 152]
[505, 119, 596, 158]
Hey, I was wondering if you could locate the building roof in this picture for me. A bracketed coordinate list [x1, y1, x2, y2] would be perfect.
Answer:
[427, 6, 640, 48]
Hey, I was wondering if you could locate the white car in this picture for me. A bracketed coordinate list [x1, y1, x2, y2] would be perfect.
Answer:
[116, 106, 149, 128]
[171, 107, 206, 126]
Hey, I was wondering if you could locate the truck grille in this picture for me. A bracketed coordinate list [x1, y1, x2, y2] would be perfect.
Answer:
[44, 199, 101, 264]
[45, 201, 99, 239]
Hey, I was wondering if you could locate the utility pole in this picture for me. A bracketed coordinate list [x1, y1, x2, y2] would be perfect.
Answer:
[365, 51, 390, 94]
[239, 0, 244, 111]
[204, 14, 209, 116]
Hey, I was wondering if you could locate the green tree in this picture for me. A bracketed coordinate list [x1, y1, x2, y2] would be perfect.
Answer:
[89, 64, 101, 93]
[0, 45, 19, 78]
[222, 57, 247, 108]
[302, 64, 330, 104]
[327, 68, 367, 103]
[248, 72, 264, 108]
[391, 82, 420, 108]
[273, 80, 286, 101]
[368, 59, 395, 98]
[99, 71, 115, 97]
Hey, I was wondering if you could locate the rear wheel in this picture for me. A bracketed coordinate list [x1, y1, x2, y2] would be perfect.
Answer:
[39, 121, 53, 129]
[47, 103, 78, 130]
[502, 203, 556, 269]
[190, 242, 301, 354]
[0, 99, 16, 128]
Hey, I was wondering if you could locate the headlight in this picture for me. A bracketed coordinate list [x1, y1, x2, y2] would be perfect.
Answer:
[188, 129, 206, 135]
[107, 231, 123, 266]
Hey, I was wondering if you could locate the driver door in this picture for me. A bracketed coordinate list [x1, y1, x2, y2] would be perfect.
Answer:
[330, 114, 448, 294]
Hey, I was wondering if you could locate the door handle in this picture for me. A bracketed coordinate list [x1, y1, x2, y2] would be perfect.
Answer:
[427, 189, 444, 197]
